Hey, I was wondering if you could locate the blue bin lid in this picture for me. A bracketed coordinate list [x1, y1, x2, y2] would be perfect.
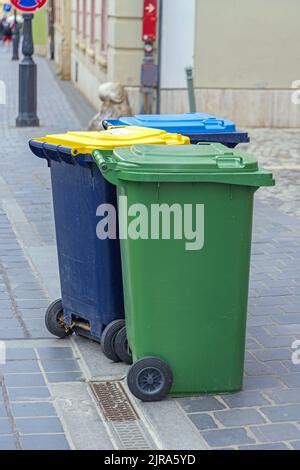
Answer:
[106, 113, 237, 134]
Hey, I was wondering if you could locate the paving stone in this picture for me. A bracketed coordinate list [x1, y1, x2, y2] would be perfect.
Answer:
[202, 428, 255, 448]
[265, 389, 300, 405]
[222, 391, 270, 408]
[27, 328, 54, 339]
[280, 374, 300, 388]
[14, 290, 47, 300]
[0, 329, 25, 340]
[16, 417, 63, 434]
[245, 361, 272, 376]
[15, 300, 49, 309]
[0, 301, 13, 310]
[0, 418, 13, 435]
[1, 360, 40, 374]
[291, 441, 300, 450]
[27, 330, 54, 340]
[254, 296, 291, 307]
[272, 314, 300, 325]
[0, 319, 22, 330]
[7, 274, 36, 284]
[4, 373, 46, 387]
[282, 361, 300, 373]
[0, 404, 7, 418]
[178, 397, 226, 413]
[260, 404, 300, 422]
[0, 312, 15, 320]
[245, 351, 255, 362]
[243, 375, 284, 391]
[267, 324, 300, 336]
[41, 359, 80, 373]
[239, 443, 290, 450]
[188, 414, 218, 431]
[18, 308, 46, 319]
[283, 305, 300, 314]
[250, 423, 300, 443]
[20, 434, 69, 450]
[8, 387, 50, 402]
[0, 435, 17, 450]
[247, 317, 274, 327]
[252, 348, 293, 362]
[37, 347, 75, 360]
[247, 326, 270, 340]
[0, 294, 9, 300]
[263, 360, 290, 376]
[45, 372, 83, 383]
[6, 348, 36, 360]
[11, 281, 41, 290]
[214, 409, 266, 426]
[246, 338, 262, 350]
[0, 303, 14, 315]
[11, 402, 57, 418]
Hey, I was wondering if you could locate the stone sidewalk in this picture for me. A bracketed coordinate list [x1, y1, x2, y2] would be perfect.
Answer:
[0, 47, 300, 450]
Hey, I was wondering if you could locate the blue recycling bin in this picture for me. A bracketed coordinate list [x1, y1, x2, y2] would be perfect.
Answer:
[29, 141, 124, 346]
[103, 113, 249, 148]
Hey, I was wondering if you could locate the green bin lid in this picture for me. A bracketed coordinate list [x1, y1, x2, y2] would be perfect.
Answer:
[93, 143, 275, 187]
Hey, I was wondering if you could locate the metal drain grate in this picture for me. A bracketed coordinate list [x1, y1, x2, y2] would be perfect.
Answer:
[91, 382, 139, 422]
[90, 381, 155, 450]
[113, 421, 153, 450]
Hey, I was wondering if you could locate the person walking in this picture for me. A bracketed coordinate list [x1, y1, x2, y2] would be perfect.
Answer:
[2, 18, 13, 46]
[0, 16, 6, 43]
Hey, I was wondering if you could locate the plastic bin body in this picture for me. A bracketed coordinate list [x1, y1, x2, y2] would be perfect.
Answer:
[95, 144, 274, 393]
[28, 146, 122, 341]
[29, 128, 189, 342]
[103, 113, 249, 147]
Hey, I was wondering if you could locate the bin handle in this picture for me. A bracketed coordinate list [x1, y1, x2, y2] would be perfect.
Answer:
[93, 150, 115, 172]
[203, 118, 225, 126]
[215, 156, 245, 169]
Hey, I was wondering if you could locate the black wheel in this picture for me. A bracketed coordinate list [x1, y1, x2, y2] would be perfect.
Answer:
[101, 319, 125, 363]
[45, 299, 73, 339]
[114, 326, 133, 365]
[127, 357, 173, 402]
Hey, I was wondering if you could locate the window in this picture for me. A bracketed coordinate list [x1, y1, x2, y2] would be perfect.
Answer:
[76, 0, 80, 37]
[101, 0, 108, 52]
[82, 0, 87, 39]
[90, 0, 96, 48]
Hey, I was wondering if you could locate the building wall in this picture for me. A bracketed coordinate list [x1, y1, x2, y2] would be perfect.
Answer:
[190, 0, 300, 127]
[194, 0, 300, 89]
[33, 8, 48, 56]
[52, 0, 300, 127]
[70, 0, 145, 111]
[53, 0, 72, 79]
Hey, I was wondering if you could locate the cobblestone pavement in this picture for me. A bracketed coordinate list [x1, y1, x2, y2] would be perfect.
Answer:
[0, 46, 300, 450]
[241, 129, 300, 218]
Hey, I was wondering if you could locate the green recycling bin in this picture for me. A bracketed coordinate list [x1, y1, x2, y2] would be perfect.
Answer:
[93, 143, 275, 401]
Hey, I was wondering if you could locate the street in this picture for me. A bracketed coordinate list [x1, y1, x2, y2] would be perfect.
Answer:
[0, 47, 300, 450]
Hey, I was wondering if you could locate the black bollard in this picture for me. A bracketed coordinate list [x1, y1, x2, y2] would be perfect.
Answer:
[12, 14, 21, 61]
[16, 14, 39, 127]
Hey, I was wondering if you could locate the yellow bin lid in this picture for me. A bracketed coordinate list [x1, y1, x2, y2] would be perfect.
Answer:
[35, 126, 190, 155]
